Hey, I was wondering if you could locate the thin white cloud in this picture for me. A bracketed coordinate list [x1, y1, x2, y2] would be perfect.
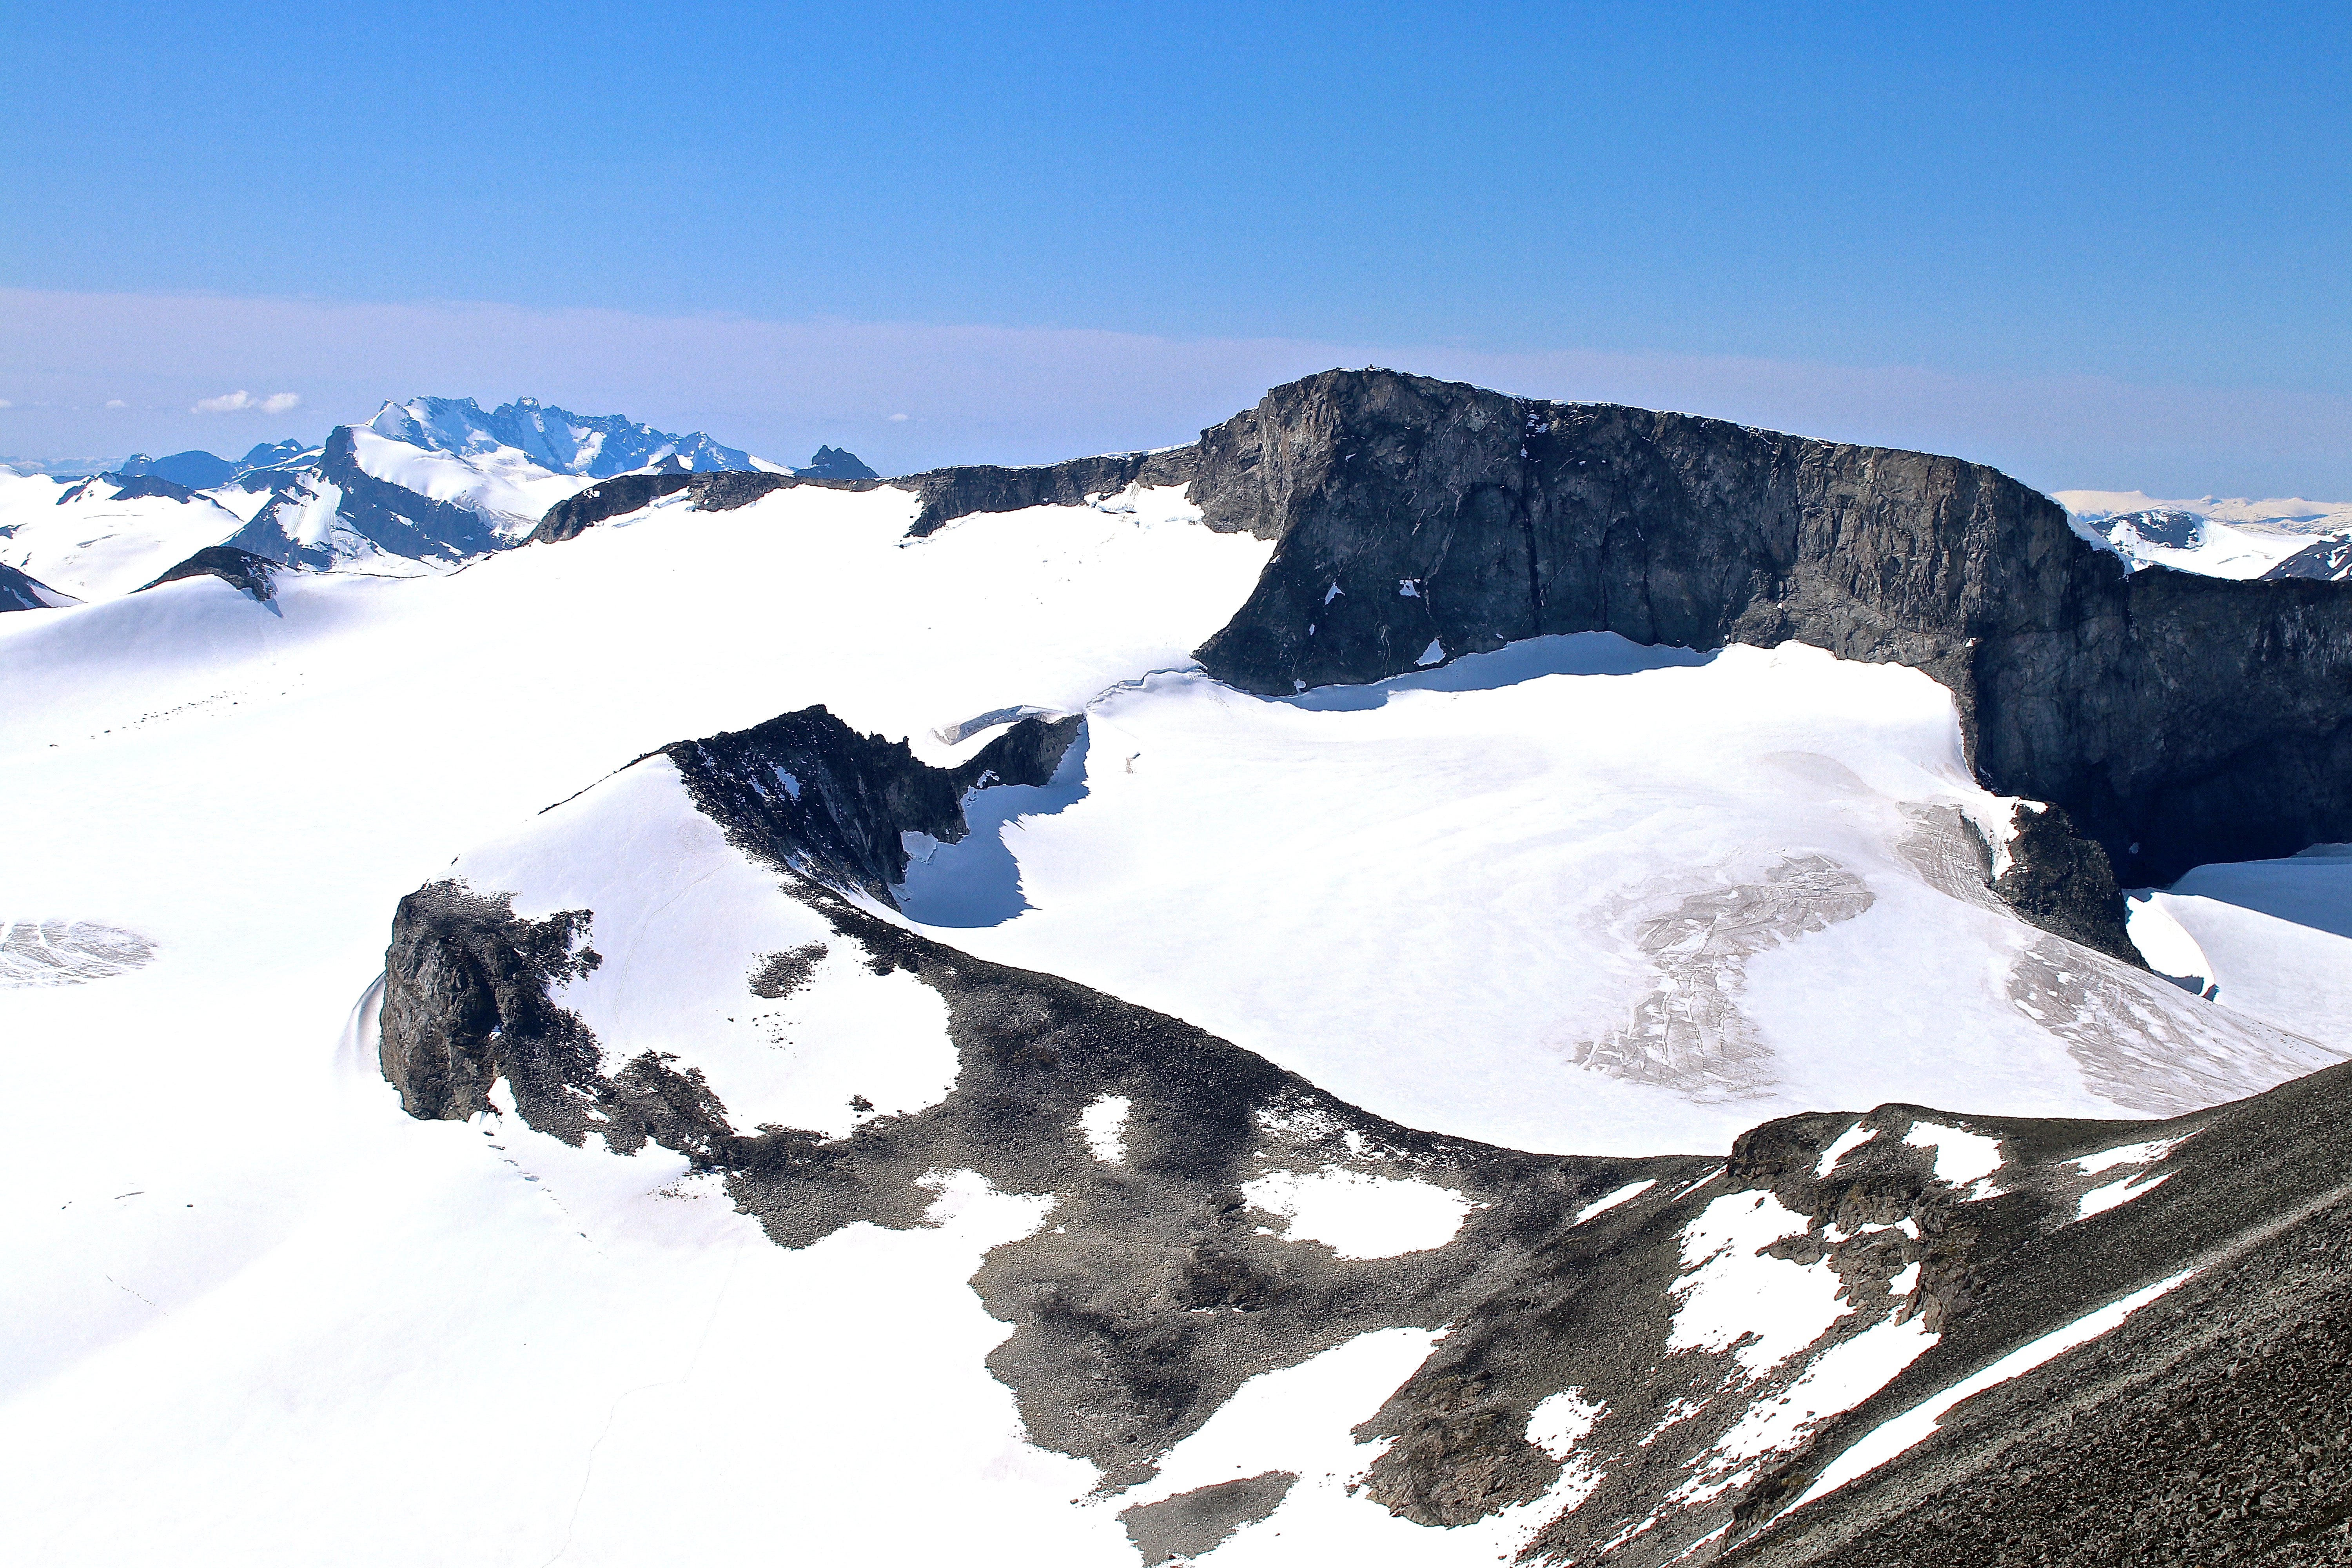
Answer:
[191, 388, 301, 414]
[888, 412, 910, 421]
[0, 398, 13, 410]
[104, 399, 127, 408]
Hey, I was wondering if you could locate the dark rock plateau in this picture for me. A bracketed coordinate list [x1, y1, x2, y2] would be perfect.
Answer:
[895, 369, 2352, 886]
[528, 468, 882, 544]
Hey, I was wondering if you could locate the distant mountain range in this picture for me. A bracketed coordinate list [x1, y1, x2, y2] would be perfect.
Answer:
[2055, 489, 2352, 581]
[0, 399, 874, 598]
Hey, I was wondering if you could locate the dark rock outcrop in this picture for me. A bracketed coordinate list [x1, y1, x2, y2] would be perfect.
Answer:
[136, 545, 283, 601]
[379, 888, 604, 1124]
[797, 445, 878, 481]
[900, 448, 1201, 537]
[2264, 534, 2352, 581]
[661, 704, 1080, 904]
[0, 562, 76, 611]
[1170, 370, 2352, 884]
[1990, 804, 2141, 964]
[58, 472, 199, 505]
[527, 468, 880, 544]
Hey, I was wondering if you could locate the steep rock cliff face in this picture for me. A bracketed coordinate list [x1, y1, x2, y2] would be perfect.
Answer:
[900, 369, 2352, 883]
[1177, 371, 2352, 882]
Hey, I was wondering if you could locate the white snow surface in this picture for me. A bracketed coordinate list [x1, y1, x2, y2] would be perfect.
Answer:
[5, 461, 2339, 1563]
[1241, 1167, 1478, 1259]
[899, 636, 2339, 1155]
[452, 756, 959, 1140]
[1078, 1094, 1131, 1163]
[1670, 1189, 1857, 1374]
[0, 483, 1274, 1564]
[0, 469, 247, 600]
[1901, 1121, 2007, 1188]
[1574, 1178, 1659, 1225]
[2129, 850, 2352, 1054]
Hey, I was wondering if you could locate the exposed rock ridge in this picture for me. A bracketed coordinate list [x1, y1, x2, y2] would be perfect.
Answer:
[58, 472, 201, 505]
[2265, 534, 2352, 581]
[136, 544, 284, 601]
[888, 369, 2352, 882]
[1714, 1061, 2352, 1566]
[0, 561, 77, 612]
[225, 425, 506, 569]
[659, 704, 1080, 904]
[374, 691, 2352, 1563]
[898, 448, 1203, 537]
[378, 848, 2352, 1561]
[528, 468, 884, 544]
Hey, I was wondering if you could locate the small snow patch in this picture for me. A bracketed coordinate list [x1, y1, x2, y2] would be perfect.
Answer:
[1574, 1178, 1658, 1225]
[2077, 1168, 2175, 1221]
[1902, 1121, 2004, 1187]
[1416, 638, 1445, 667]
[1793, 1268, 2200, 1512]
[1526, 1388, 1605, 1460]
[1670, 1190, 1845, 1373]
[1241, 1167, 1476, 1259]
[1078, 1094, 1131, 1164]
[1813, 1122, 1875, 1177]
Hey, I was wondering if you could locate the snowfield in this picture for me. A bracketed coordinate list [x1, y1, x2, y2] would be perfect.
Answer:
[898, 639, 2339, 1155]
[0, 468, 249, 599]
[2, 471, 2343, 1565]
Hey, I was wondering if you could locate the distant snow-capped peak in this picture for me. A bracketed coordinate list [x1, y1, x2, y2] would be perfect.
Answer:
[363, 395, 773, 479]
[2054, 488, 2352, 581]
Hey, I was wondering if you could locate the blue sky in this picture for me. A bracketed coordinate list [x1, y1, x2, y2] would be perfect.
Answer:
[4, 1, 2347, 492]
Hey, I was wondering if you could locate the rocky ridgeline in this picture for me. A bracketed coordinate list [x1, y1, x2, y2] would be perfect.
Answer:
[869, 369, 2352, 885]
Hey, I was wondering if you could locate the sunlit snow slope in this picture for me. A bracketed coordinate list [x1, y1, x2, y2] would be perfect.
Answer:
[897, 637, 2339, 1155]
[6, 463, 2346, 1566]
[0, 483, 1269, 1564]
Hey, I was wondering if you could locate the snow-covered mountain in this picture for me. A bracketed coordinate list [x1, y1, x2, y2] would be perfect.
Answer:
[2, 401, 869, 598]
[2055, 488, 2352, 580]
[7, 370, 2352, 1566]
